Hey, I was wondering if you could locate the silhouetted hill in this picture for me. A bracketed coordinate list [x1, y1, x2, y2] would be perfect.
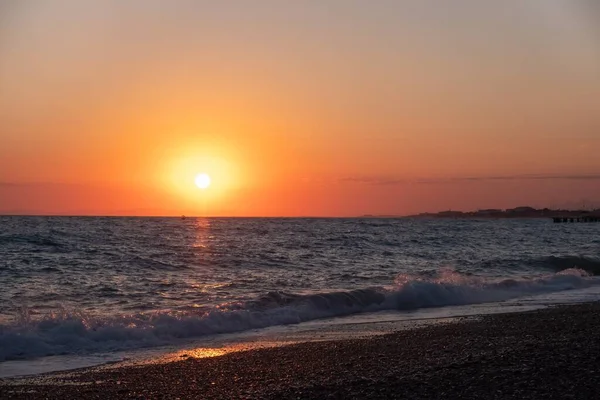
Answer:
[406, 207, 600, 219]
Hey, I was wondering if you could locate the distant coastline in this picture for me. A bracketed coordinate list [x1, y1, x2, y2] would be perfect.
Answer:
[406, 206, 600, 219]
[359, 206, 600, 219]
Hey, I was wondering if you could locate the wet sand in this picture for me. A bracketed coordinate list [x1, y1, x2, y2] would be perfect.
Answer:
[2, 303, 600, 399]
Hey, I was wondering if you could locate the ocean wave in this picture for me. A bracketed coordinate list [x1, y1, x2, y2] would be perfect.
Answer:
[128, 255, 190, 271]
[0, 268, 595, 361]
[0, 234, 63, 248]
[477, 256, 600, 276]
[532, 256, 600, 276]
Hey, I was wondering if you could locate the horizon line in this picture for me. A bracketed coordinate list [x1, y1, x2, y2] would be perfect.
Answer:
[2, 205, 599, 219]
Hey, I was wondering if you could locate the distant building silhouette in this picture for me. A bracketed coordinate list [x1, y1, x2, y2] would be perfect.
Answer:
[507, 206, 537, 213]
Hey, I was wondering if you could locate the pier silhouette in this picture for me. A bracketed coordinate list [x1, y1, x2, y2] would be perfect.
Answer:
[552, 216, 600, 223]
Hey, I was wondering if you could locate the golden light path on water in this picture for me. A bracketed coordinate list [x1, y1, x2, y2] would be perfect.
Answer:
[140, 343, 284, 365]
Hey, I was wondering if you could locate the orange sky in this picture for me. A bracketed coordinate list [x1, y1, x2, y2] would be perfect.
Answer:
[1, 1, 600, 216]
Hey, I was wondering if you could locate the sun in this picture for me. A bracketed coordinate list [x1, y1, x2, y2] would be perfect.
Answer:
[194, 173, 211, 189]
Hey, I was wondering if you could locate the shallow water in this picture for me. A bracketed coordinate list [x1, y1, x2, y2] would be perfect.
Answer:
[1, 216, 599, 375]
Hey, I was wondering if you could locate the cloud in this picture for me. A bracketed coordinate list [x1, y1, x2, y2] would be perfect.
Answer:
[0, 182, 26, 187]
[0, 182, 71, 189]
[342, 173, 600, 186]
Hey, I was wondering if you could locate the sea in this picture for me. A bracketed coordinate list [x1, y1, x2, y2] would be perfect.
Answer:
[1, 216, 600, 377]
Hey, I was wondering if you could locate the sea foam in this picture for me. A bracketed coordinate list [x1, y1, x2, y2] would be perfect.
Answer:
[0, 268, 594, 361]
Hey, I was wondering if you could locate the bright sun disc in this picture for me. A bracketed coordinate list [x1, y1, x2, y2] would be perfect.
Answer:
[194, 173, 211, 189]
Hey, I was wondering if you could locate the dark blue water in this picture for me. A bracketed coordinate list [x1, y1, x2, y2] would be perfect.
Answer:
[1, 216, 599, 362]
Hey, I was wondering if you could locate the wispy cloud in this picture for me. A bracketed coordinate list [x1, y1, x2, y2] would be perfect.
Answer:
[0, 182, 65, 188]
[0, 182, 107, 188]
[342, 174, 600, 186]
[0, 182, 26, 187]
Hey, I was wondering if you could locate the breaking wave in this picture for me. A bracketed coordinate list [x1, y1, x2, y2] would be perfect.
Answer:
[0, 268, 595, 361]
[531, 256, 600, 276]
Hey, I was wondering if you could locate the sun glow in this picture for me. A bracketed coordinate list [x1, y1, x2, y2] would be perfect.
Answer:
[163, 146, 240, 210]
[195, 173, 211, 189]
[159, 138, 249, 216]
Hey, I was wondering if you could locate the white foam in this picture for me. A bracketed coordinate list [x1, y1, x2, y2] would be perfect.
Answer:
[0, 268, 596, 362]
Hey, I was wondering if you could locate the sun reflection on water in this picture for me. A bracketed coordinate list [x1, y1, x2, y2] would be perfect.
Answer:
[154, 344, 258, 364]
[145, 342, 285, 365]
[175, 347, 230, 359]
[193, 217, 211, 249]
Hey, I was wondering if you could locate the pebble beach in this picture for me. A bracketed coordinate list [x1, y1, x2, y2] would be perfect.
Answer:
[3, 303, 600, 399]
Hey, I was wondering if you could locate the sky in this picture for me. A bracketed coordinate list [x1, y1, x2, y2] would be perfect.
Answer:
[1, 0, 599, 216]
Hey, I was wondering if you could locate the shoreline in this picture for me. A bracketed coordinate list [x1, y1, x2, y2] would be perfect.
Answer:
[0, 311, 476, 380]
[2, 303, 600, 399]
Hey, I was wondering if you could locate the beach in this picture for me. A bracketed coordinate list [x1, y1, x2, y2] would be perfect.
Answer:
[2, 302, 599, 399]
[4, 0, 600, 397]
